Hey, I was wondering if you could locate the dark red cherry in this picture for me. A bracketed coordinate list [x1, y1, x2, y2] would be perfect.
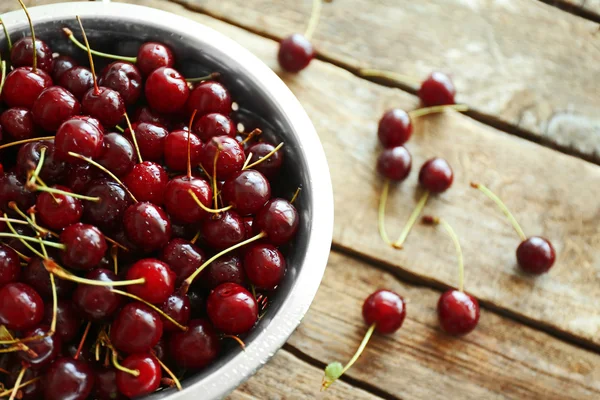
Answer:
[0, 172, 36, 214]
[186, 81, 232, 116]
[1, 108, 38, 140]
[222, 169, 271, 216]
[187, 289, 206, 317]
[82, 87, 125, 127]
[516, 236, 556, 274]
[6, 365, 42, 400]
[255, 198, 299, 246]
[419, 72, 456, 107]
[97, 133, 135, 177]
[168, 318, 220, 369]
[161, 239, 206, 286]
[418, 157, 453, 193]
[193, 112, 235, 142]
[164, 130, 203, 172]
[164, 176, 212, 224]
[98, 61, 142, 105]
[116, 354, 161, 398]
[11, 37, 54, 72]
[242, 216, 254, 240]
[32, 86, 81, 131]
[43, 357, 94, 400]
[83, 179, 133, 232]
[362, 289, 406, 334]
[95, 367, 126, 400]
[60, 223, 107, 270]
[36, 185, 83, 230]
[278, 34, 315, 72]
[2, 67, 52, 108]
[245, 142, 284, 179]
[377, 146, 412, 181]
[201, 210, 245, 250]
[137, 42, 175, 76]
[202, 254, 245, 289]
[42, 299, 81, 342]
[54, 116, 104, 163]
[134, 106, 170, 127]
[378, 109, 412, 148]
[123, 161, 168, 205]
[123, 122, 169, 162]
[52, 55, 78, 81]
[207, 283, 258, 334]
[145, 67, 189, 114]
[244, 244, 286, 290]
[0, 282, 44, 330]
[123, 202, 172, 252]
[16, 141, 66, 184]
[66, 164, 102, 193]
[73, 268, 124, 321]
[200, 136, 246, 181]
[437, 290, 480, 336]
[0, 244, 20, 286]
[126, 258, 176, 304]
[111, 302, 163, 354]
[160, 293, 191, 332]
[18, 325, 62, 369]
[3, 224, 36, 258]
[58, 66, 94, 100]
[23, 257, 75, 299]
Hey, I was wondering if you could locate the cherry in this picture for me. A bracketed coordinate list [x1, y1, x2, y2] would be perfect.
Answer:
[42, 299, 81, 342]
[193, 113, 235, 142]
[0, 244, 20, 285]
[23, 257, 75, 299]
[242, 216, 254, 239]
[6, 365, 43, 399]
[164, 176, 212, 224]
[278, 34, 315, 73]
[363, 289, 407, 334]
[83, 179, 133, 232]
[419, 157, 453, 193]
[97, 133, 135, 177]
[0, 108, 38, 140]
[18, 325, 62, 370]
[516, 236, 556, 274]
[16, 141, 66, 184]
[222, 169, 271, 215]
[2, 67, 53, 109]
[0, 172, 37, 214]
[124, 122, 169, 162]
[134, 106, 170, 127]
[66, 163, 102, 193]
[36, 185, 83, 230]
[161, 239, 206, 285]
[137, 42, 175, 76]
[11, 37, 54, 73]
[82, 87, 126, 127]
[378, 109, 412, 148]
[73, 268, 124, 320]
[32, 86, 81, 131]
[168, 318, 220, 369]
[54, 116, 105, 163]
[58, 66, 94, 100]
[438, 290, 480, 336]
[0, 282, 44, 330]
[245, 142, 284, 179]
[52, 54, 78, 81]
[3, 224, 36, 257]
[244, 244, 286, 290]
[123, 161, 168, 205]
[201, 210, 245, 250]
[202, 254, 245, 289]
[200, 136, 246, 181]
[60, 223, 108, 270]
[98, 61, 142, 105]
[377, 146, 412, 181]
[95, 367, 126, 400]
[164, 130, 203, 172]
[186, 81, 232, 116]
[206, 282, 258, 334]
[418, 72, 456, 107]
[126, 258, 176, 304]
[43, 357, 94, 400]
[255, 198, 300, 245]
[123, 202, 172, 252]
[160, 293, 191, 332]
[115, 354, 162, 398]
[187, 289, 206, 317]
[111, 302, 163, 354]
[145, 67, 189, 114]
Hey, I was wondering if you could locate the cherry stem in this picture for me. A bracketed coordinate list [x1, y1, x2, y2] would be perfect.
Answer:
[223, 334, 246, 351]
[62, 27, 137, 63]
[423, 216, 464, 292]
[242, 153, 253, 170]
[185, 72, 220, 83]
[28, 145, 47, 187]
[304, 0, 322, 40]
[0, 217, 28, 227]
[0, 327, 37, 358]
[0, 233, 63, 250]
[74, 321, 92, 360]
[49, 272, 58, 334]
[105, 237, 128, 252]
[470, 182, 526, 241]
[123, 112, 143, 164]
[3, 215, 45, 259]
[2, 244, 30, 262]
[67, 152, 139, 203]
[0, 368, 7, 374]
[0, 377, 40, 398]
[28, 183, 101, 202]
[43, 259, 145, 287]
[76, 16, 99, 93]
[377, 179, 392, 245]
[0, 18, 12, 52]
[17, 0, 36, 72]
[0, 61, 6, 97]
[111, 245, 119, 275]
[115, 125, 124, 133]
[358, 68, 421, 86]
[190, 230, 201, 245]
[240, 128, 262, 145]
[0, 136, 55, 150]
[244, 142, 284, 170]
[391, 191, 430, 249]
[9, 203, 56, 239]
[181, 231, 267, 294]
[110, 289, 188, 332]
[212, 147, 221, 210]
[409, 104, 468, 119]
[151, 352, 182, 391]
[188, 189, 232, 214]
[112, 350, 140, 377]
[187, 110, 198, 179]
[7, 365, 26, 400]
[322, 323, 376, 390]
[290, 187, 302, 204]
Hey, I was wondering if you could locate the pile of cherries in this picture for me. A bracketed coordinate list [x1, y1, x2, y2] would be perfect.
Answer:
[0, 6, 299, 400]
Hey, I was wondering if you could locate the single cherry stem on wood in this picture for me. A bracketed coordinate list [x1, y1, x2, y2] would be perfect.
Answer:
[0, 136, 55, 151]
[358, 68, 421, 86]
[74, 321, 92, 360]
[0, 18, 12, 51]
[423, 216, 464, 292]
[377, 179, 392, 245]
[123, 112, 143, 164]
[244, 142, 284, 170]
[76, 16, 99, 94]
[17, 0, 36, 72]
[304, 0, 322, 41]
[392, 191, 430, 249]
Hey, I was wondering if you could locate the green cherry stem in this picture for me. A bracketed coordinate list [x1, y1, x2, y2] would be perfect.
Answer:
[408, 104, 468, 119]
[391, 190, 430, 249]
[112, 350, 140, 377]
[377, 179, 392, 246]
[423, 216, 464, 292]
[43, 259, 145, 287]
[185, 72, 220, 83]
[17, 0, 36, 72]
[188, 189, 232, 214]
[304, 0, 322, 41]
[7, 365, 27, 400]
[62, 27, 137, 63]
[0, 18, 12, 51]
[0, 136, 55, 151]
[0, 60, 6, 96]
[244, 142, 284, 170]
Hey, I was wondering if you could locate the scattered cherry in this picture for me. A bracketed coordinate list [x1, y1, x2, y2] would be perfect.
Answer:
[278, 34, 315, 73]
[363, 289, 407, 334]
[378, 109, 412, 148]
[516, 236, 556, 274]
[438, 290, 480, 336]
[419, 72, 456, 107]
[419, 158, 453, 193]
[377, 146, 412, 181]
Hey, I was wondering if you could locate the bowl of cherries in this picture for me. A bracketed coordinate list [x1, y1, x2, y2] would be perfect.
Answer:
[0, 1, 333, 399]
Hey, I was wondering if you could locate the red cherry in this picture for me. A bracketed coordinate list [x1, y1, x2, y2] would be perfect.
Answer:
[97, 133, 135, 178]
[83, 179, 133, 232]
[160, 293, 191, 332]
[201, 210, 245, 250]
[32, 86, 80, 131]
[54, 116, 105, 163]
[222, 169, 271, 216]
[419, 72, 456, 107]
[81, 87, 126, 127]
[0, 282, 44, 330]
[0, 244, 20, 286]
[2, 67, 52, 108]
[244, 244, 286, 290]
[111, 302, 163, 354]
[73, 269, 124, 321]
[52, 54, 78, 81]
[58, 66, 94, 100]
[36, 185, 83, 230]
[98, 61, 142, 105]
[95, 367, 126, 400]
[437, 290, 480, 336]
[242, 216, 254, 240]
[123, 122, 169, 162]
[278, 34, 315, 72]
[60, 223, 107, 270]
[1, 108, 38, 140]
[202, 254, 245, 289]
[161, 239, 206, 286]
[255, 198, 299, 246]
[193, 112, 235, 142]
[419, 158, 453, 193]
[186, 81, 232, 116]
[116, 354, 162, 398]
[245, 142, 284, 179]
[200, 136, 246, 181]
[123, 202, 172, 252]
[378, 109, 412, 148]
[137, 42, 175, 76]
[168, 318, 220, 369]
[134, 106, 170, 127]
[23, 257, 75, 299]
[66, 164, 102, 194]
[0, 172, 36, 214]
[123, 161, 168, 205]
[516, 236, 556, 274]
[42, 299, 81, 342]
[164, 130, 203, 172]
[164, 176, 212, 224]
[362, 289, 406, 334]
[206, 282, 258, 334]
[11, 37, 54, 73]
[18, 325, 62, 370]
[126, 258, 176, 304]
[43, 357, 94, 400]
[16, 141, 66, 184]
[377, 146, 412, 181]
[145, 67, 189, 114]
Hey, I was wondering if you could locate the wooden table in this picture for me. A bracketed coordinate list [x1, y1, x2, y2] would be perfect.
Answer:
[4, 0, 600, 398]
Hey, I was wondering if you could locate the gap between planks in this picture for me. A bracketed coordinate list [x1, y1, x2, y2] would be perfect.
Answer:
[536, 0, 600, 23]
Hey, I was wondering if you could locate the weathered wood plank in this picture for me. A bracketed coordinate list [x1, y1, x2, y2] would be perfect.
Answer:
[288, 251, 600, 400]
[169, 0, 600, 162]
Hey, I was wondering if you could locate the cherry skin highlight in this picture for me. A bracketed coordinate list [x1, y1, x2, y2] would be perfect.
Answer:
[126, 258, 176, 304]
[160, 292, 191, 331]
[419, 157, 453, 193]
[207, 282, 258, 334]
[362, 289, 406, 334]
[278, 34, 315, 72]
[419, 72, 456, 107]
[0, 282, 44, 330]
[111, 302, 164, 354]
[516, 236, 556, 274]
[377, 146, 412, 181]
[168, 318, 220, 369]
[437, 290, 480, 336]
[378, 109, 412, 148]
